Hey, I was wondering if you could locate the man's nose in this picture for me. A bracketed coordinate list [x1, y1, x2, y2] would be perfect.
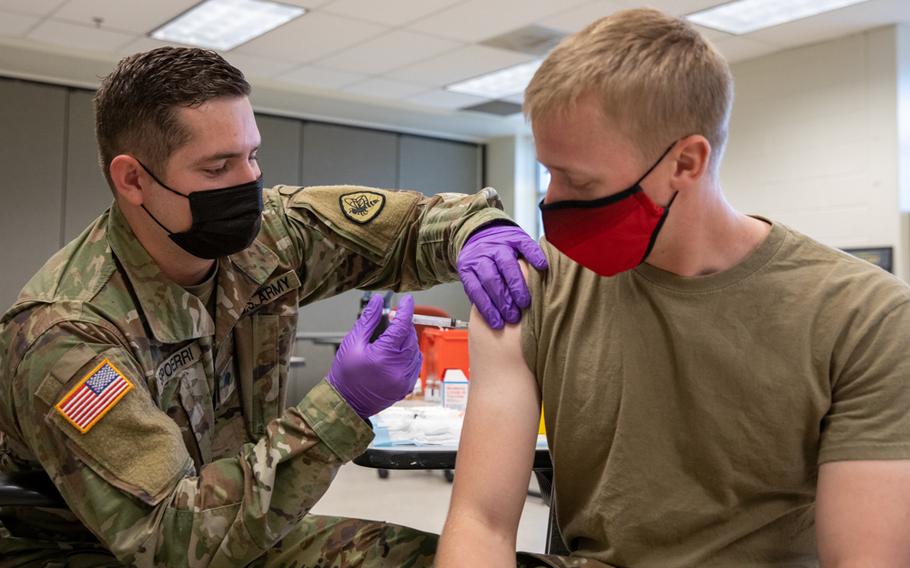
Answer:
[245, 159, 261, 181]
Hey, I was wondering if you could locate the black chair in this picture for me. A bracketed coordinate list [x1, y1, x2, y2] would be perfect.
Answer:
[0, 470, 65, 508]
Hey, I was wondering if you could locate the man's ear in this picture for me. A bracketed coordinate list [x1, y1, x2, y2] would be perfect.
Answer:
[109, 155, 146, 206]
[670, 135, 711, 191]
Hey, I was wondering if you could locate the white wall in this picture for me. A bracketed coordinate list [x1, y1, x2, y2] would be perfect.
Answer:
[487, 134, 540, 238]
[722, 25, 909, 281]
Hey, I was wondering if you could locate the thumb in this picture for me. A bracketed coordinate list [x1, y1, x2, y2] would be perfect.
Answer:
[377, 294, 416, 349]
[351, 294, 385, 343]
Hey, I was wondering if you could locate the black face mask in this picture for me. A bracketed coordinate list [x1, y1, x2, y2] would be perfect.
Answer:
[137, 161, 264, 259]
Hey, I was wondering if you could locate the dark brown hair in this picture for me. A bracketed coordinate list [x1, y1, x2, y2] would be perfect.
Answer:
[94, 47, 250, 189]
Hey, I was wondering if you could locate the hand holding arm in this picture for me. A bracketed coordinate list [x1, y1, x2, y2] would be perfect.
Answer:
[457, 223, 548, 329]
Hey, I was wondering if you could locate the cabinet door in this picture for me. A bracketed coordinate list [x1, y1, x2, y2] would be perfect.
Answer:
[64, 90, 111, 243]
[255, 113, 302, 188]
[292, 124, 400, 401]
[398, 135, 482, 195]
[0, 80, 67, 311]
[397, 135, 480, 320]
[301, 123, 397, 188]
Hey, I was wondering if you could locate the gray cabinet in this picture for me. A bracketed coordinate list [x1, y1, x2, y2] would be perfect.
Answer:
[0, 79, 67, 311]
[301, 123, 397, 188]
[255, 113, 302, 188]
[396, 135, 479, 352]
[398, 135, 482, 195]
[64, 90, 111, 243]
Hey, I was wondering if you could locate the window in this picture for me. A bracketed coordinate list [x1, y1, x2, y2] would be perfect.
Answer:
[536, 162, 550, 237]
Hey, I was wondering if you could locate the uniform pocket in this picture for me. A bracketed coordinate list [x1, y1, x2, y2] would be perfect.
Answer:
[250, 314, 281, 435]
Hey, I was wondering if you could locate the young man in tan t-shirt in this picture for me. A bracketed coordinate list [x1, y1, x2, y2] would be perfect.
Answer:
[438, 8, 910, 567]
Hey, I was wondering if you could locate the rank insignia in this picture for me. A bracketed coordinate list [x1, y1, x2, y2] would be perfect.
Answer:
[340, 191, 385, 224]
[55, 358, 133, 434]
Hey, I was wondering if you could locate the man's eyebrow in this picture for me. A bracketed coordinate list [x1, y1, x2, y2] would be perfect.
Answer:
[547, 164, 589, 178]
[193, 146, 260, 165]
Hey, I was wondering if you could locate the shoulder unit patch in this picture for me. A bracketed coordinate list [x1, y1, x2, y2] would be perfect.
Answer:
[55, 358, 134, 434]
[340, 191, 385, 224]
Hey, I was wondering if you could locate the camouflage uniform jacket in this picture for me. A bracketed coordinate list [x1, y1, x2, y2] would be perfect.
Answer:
[0, 184, 508, 566]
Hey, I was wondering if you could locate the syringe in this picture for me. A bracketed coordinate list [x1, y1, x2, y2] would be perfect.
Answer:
[382, 309, 469, 329]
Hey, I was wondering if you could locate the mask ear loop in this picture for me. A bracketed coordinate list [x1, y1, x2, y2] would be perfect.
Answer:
[134, 158, 185, 235]
[633, 142, 677, 188]
[636, 143, 682, 264]
[135, 159, 187, 198]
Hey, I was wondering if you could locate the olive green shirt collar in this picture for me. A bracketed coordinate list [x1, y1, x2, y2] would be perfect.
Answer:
[107, 204, 278, 344]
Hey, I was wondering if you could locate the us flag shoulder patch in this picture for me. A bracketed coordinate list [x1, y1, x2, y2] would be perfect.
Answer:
[55, 358, 134, 434]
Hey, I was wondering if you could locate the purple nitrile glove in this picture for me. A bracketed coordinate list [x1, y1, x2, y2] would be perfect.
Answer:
[327, 293, 422, 419]
[457, 222, 549, 329]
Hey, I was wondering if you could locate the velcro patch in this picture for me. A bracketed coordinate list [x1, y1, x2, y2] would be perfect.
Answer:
[55, 358, 134, 434]
[245, 269, 301, 313]
[340, 191, 385, 224]
[155, 342, 202, 397]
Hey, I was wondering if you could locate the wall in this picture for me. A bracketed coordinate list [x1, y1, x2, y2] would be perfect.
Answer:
[486, 134, 539, 238]
[0, 78, 483, 401]
[722, 25, 909, 281]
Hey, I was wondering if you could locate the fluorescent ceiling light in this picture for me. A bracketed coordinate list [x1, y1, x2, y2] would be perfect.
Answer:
[151, 0, 304, 51]
[686, 0, 870, 35]
[446, 59, 542, 99]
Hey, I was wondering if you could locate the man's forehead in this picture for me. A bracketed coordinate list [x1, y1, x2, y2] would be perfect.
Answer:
[172, 101, 260, 159]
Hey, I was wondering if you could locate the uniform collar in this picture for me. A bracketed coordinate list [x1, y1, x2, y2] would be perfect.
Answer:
[108, 203, 278, 343]
[107, 204, 281, 345]
[213, 231, 280, 345]
[107, 204, 215, 343]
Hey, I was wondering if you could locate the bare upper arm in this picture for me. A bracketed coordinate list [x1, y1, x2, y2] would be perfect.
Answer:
[816, 459, 910, 566]
[445, 263, 541, 535]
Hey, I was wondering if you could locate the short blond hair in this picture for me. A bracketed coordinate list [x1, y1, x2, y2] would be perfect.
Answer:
[525, 8, 733, 170]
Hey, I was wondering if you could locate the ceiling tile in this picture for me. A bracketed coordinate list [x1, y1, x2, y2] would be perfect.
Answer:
[745, 0, 910, 48]
[637, 0, 728, 17]
[540, 0, 629, 33]
[342, 77, 427, 100]
[323, 0, 464, 26]
[540, 2, 736, 42]
[0, 11, 39, 36]
[406, 89, 492, 110]
[387, 44, 534, 87]
[27, 18, 137, 53]
[224, 51, 300, 79]
[712, 36, 780, 63]
[502, 92, 525, 104]
[318, 30, 460, 75]
[53, 0, 197, 34]
[408, 0, 590, 43]
[118, 36, 179, 56]
[689, 23, 736, 43]
[407, 88, 490, 110]
[116, 37, 299, 80]
[278, 64, 365, 89]
[234, 11, 387, 63]
[280, 0, 334, 8]
[1, 0, 66, 17]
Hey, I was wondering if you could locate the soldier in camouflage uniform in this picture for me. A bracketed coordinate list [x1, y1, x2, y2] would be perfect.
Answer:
[0, 47, 564, 567]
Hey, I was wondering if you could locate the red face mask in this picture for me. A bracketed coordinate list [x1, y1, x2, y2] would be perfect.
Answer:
[539, 144, 676, 277]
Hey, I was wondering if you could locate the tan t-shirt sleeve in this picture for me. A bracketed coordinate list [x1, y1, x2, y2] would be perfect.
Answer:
[520, 239, 553, 383]
[819, 297, 910, 463]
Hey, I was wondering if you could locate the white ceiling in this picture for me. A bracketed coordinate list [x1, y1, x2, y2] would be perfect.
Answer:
[1, 0, 910, 140]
